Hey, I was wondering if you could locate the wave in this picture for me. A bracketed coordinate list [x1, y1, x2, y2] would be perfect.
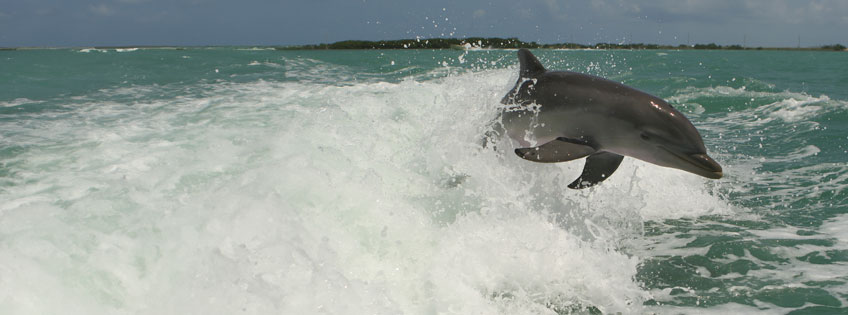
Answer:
[77, 48, 108, 53]
[0, 98, 42, 108]
[668, 84, 848, 209]
[0, 66, 747, 313]
[3, 52, 846, 313]
[632, 79, 848, 311]
[671, 85, 845, 125]
[247, 60, 283, 68]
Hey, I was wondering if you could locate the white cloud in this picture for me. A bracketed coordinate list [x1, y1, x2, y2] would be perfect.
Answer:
[744, 0, 848, 25]
[574, 0, 848, 27]
[517, 7, 534, 19]
[90, 4, 116, 16]
[540, 0, 571, 21]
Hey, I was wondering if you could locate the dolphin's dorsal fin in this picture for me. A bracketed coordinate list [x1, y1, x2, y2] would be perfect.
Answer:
[514, 137, 595, 163]
[568, 152, 624, 189]
[518, 48, 546, 77]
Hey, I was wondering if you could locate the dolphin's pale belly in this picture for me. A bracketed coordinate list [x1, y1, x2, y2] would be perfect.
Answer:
[501, 108, 559, 147]
[502, 105, 661, 173]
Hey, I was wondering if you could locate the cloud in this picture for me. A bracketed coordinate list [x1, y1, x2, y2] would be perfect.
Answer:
[90, 4, 116, 16]
[599, 0, 742, 23]
[743, 0, 848, 25]
[585, 0, 848, 25]
[517, 7, 534, 19]
[542, 0, 569, 20]
[588, 0, 642, 15]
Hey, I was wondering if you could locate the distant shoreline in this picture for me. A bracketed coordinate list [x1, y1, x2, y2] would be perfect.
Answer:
[2, 37, 845, 51]
[281, 37, 848, 52]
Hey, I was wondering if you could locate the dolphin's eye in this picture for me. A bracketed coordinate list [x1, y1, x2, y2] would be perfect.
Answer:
[640, 133, 651, 141]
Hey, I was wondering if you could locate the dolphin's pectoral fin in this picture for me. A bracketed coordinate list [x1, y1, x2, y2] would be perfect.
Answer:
[514, 137, 595, 163]
[568, 152, 625, 189]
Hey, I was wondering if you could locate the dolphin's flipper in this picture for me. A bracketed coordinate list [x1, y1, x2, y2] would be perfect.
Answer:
[515, 137, 595, 163]
[568, 152, 625, 189]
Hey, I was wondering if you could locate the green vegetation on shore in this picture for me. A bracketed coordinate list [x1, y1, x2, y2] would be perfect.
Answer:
[281, 37, 847, 51]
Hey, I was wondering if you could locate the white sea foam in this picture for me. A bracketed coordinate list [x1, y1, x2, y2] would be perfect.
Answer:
[0, 63, 741, 314]
[647, 302, 788, 315]
[248, 60, 283, 68]
[670, 85, 844, 126]
[0, 97, 41, 107]
[237, 47, 274, 51]
[78, 48, 108, 53]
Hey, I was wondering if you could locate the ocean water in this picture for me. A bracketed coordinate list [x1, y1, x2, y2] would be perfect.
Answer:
[1, 47, 846, 314]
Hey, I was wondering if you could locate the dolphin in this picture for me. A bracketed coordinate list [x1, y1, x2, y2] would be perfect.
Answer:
[499, 48, 722, 189]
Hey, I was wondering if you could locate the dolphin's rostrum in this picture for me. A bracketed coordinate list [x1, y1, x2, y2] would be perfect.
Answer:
[500, 49, 722, 189]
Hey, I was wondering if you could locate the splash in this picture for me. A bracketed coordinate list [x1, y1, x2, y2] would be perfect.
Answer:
[4, 50, 844, 314]
[0, 56, 743, 313]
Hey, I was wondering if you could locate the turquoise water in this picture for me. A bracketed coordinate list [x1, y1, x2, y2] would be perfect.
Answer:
[1, 47, 847, 314]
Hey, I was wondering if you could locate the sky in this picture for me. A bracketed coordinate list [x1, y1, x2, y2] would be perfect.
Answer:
[1, 0, 846, 47]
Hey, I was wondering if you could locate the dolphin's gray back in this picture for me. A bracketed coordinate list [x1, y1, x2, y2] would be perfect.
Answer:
[502, 71, 647, 149]
[504, 69, 699, 151]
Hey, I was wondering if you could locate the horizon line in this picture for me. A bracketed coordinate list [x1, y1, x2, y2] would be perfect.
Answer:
[2, 37, 845, 51]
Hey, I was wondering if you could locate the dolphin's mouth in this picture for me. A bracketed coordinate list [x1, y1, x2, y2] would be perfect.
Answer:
[662, 147, 723, 179]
